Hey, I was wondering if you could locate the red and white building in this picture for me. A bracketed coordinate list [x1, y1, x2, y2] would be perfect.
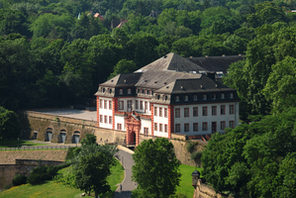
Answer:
[95, 53, 242, 146]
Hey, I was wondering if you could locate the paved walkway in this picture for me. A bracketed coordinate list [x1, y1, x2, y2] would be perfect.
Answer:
[114, 146, 137, 198]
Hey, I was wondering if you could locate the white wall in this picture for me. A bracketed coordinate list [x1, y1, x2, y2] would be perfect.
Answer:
[140, 118, 152, 135]
[114, 115, 125, 131]
[153, 104, 169, 138]
[99, 97, 113, 129]
[174, 102, 239, 135]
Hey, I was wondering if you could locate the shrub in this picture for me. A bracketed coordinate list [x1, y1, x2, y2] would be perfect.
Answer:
[66, 147, 81, 161]
[12, 174, 27, 186]
[186, 141, 196, 153]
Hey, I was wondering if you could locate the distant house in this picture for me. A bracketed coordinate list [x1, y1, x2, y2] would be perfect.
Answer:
[93, 12, 104, 21]
[95, 53, 243, 146]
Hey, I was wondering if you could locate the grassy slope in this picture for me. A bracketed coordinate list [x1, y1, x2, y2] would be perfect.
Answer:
[0, 140, 47, 148]
[176, 164, 203, 198]
[0, 160, 124, 198]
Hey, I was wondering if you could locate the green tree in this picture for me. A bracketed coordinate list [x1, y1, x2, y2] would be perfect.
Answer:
[263, 56, 296, 113]
[73, 144, 116, 198]
[132, 138, 181, 198]
[0, 106, 20, 140]
[109, 59, 137, 78]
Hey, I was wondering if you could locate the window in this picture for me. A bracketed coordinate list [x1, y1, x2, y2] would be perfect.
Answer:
[127, 100, 132, 111]
[164, 108, 167, 118]
[154, 123, 158, 131]
[184, 123, 189, 132]
[193, 95, 198, 101]
[128, 88, 131, 94]
[147, 90, 150, 95]
[175, 108, 180, 118]
[99, 99, 103, 108]
[109, 101, 112, 109]
[221, 93, 225, 99]
[145, 101, 148, 112]
[135, 100, 138, 109]
[212, 94, 216, 100]
[202, 122, 208, 131]
[118, 101, 124, 110]
[104, 115, 107, 123]
[193, 123, 198, 131]
[175, 124, 180, 132]
[229, 120, 235, 128]
[144, 127, 149, 136]
[193, 107, 198, 117]
[117, 123, 122, 130]
[203, 94, 207, 100]
[220, 105, 225, 115]
[119, 89, 123, 95]
[159, 124, 163, 132]
[184, 108, 189, 117]
[185, 95, 189, 102]
[229, 104, 234, 114]
[202, 106, 208, 116]
[164, 124, 168, 133]
[176, 96, 180, 102]
[220, 121, 226, 130]
[154, 107, 158, 116]
[140, 101, 143, 110]
[159, 107, 162, 117]
[212, 106, 217, 116]
[142, 89, 145, 94]
[230, 92, 234, 99]
[100, 115, 103, 123]
[109, 116, 112, 124]
[104, 100, 107, 109]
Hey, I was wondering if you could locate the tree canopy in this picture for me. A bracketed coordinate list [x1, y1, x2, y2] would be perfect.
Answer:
[132, 138, 181, 198]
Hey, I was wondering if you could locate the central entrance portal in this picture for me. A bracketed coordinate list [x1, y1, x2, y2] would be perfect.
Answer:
[125, 113, 141, 146]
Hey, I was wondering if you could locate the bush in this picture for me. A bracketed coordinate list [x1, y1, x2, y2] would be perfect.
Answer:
[28, 164, 68, 185]
[191, 151, 202, 166]
[186, 141, 196, 153]
[66, 147, 81, 161]
[12, 174, 27, 186]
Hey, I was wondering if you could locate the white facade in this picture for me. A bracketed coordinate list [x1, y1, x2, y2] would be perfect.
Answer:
[153, 104, 169, 138]
[174, 102, 239, 135]
[99, 97, 113, 129]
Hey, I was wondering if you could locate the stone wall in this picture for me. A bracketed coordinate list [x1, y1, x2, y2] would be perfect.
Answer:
[0, 159, 64, 190]
[194, 179, 225, 198]
[26, 111, 206, 166]
[26, 111, 96, 143]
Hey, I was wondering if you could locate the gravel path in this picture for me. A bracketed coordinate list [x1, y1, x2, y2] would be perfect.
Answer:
[114, 146, 137, 198]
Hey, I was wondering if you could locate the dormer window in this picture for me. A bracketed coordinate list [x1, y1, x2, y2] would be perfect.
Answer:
[157, 95, 160, 100]
[119, 89, 123, 95]
[128, 88, 131, 94]
[147, 90, 150, 95]
[176, 96, 180, 102]
[203, 94, 207, 101]
[102, 88, 105, 93]
[142, 89, 145, 94]
[221, 93, 225, 99]
[230, 92, 234, 99]
[185, 95, 189, 102]
[109, 89, 112, 94]
[193, 95, 198, 101]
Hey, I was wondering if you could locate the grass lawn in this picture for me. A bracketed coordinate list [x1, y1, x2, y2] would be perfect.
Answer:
[0, 159, 124, 198]
[176, 164, 203, 198]
[0, 140, 47, 148]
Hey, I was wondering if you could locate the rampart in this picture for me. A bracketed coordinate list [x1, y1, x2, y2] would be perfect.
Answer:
[26, 111, 200, 165]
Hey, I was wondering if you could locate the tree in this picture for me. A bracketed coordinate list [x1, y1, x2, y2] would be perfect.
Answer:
[109, 59, 137, 78]
[263, 56, 296, 113]
[73, 143, 116, 198]
[0, 106, 20, 140]
[132, 138, 181, 198]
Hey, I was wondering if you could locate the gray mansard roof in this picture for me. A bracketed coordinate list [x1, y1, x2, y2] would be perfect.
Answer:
[96, 53, 242, 96]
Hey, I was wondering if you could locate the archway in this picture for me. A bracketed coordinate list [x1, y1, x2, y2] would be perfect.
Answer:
[45, 128, 53, 142]
[59, 129, 67, 143]
[72, 131, 80, 144]
[32, 131, 38, 139]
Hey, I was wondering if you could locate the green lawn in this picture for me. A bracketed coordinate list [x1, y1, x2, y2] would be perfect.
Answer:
[0, 140, 47, 148]
[0, 159, 124, 198]
[176, 164, 203, 198]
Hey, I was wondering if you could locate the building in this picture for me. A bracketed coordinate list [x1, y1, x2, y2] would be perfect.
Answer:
[95, 53, 242, 146]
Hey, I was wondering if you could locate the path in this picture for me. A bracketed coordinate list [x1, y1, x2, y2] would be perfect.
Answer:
[114, 146, 137, 198]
